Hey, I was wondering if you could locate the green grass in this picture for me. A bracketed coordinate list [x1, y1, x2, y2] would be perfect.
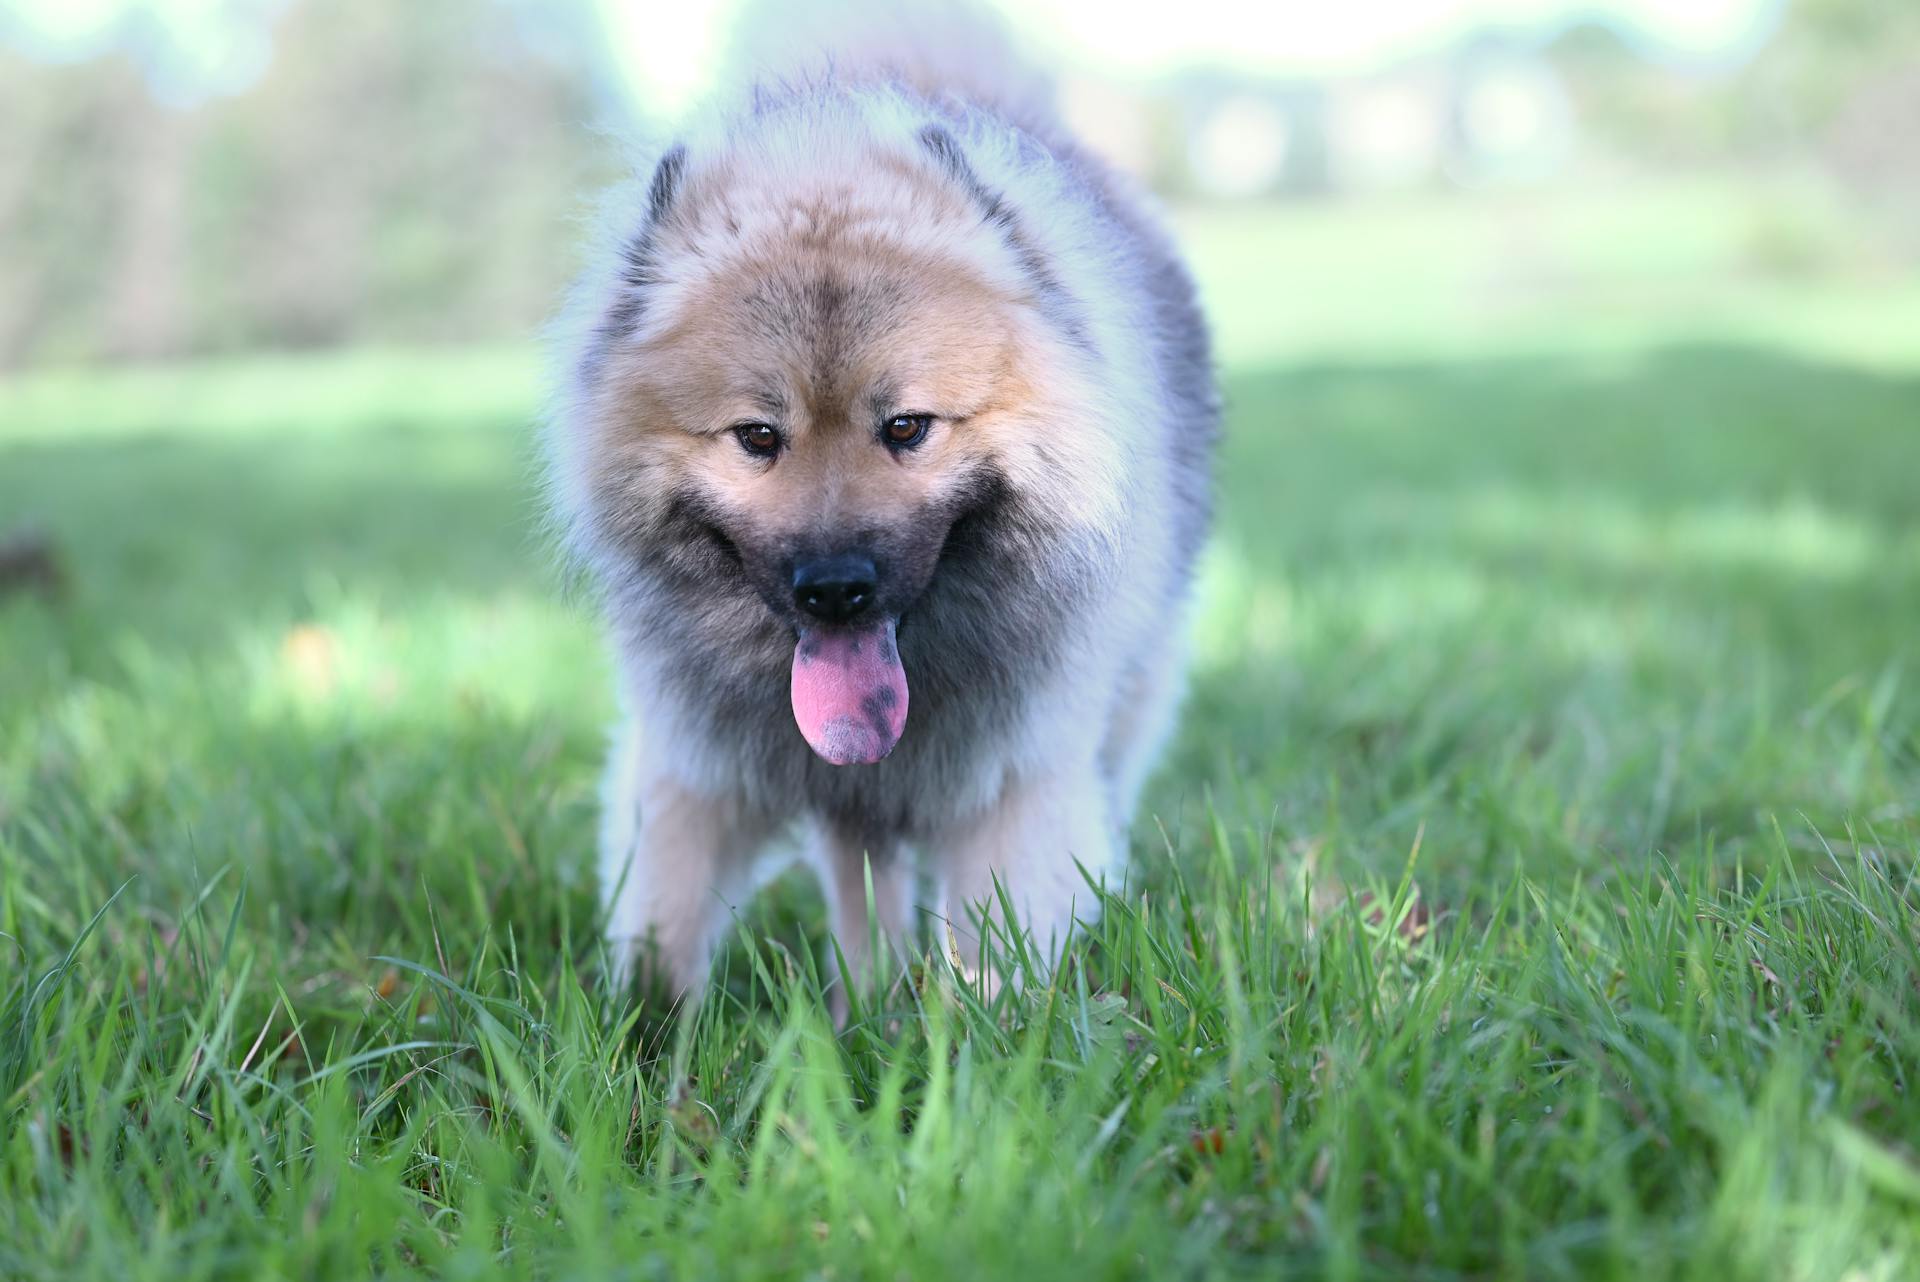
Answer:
[4, 179, 1920, 1280]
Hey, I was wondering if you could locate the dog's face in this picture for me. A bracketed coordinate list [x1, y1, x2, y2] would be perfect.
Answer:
[635, 245, 1023, 632]
[572, 137, 1117, 765]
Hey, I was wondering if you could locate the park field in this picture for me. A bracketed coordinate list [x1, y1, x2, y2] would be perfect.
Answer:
[3, 178, 1920, 1279]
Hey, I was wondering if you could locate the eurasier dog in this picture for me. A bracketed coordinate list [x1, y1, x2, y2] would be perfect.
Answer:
[547, 1, 1217, 1005]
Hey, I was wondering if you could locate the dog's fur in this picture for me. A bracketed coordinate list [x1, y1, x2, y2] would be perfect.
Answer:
[547, 1, 1217, 1000]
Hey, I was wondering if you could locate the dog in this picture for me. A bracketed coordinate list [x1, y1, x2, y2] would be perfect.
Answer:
[546, 0, 1217, 1005]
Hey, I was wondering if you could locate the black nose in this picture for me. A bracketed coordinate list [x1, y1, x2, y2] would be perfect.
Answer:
[792, 554, 877, 624]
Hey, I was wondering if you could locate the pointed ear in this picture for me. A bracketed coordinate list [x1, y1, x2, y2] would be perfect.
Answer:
[917, 124, 967, 182]
[917, 124, 1015, 228]
[916, 123, 1091, 353]
[918, 127, 984, 203]
[591, 143, 690, 369]
[619, 144, 687, 291]
[645, 143, 688, 224]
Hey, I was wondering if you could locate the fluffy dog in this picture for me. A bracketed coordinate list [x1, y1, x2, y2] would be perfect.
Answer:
[547, 1, 1217, 1002]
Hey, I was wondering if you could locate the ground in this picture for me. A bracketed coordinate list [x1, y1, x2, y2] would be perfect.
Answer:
[3, 178, 1919, 1280]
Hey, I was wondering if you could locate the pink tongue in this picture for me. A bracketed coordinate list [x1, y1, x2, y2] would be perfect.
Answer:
[790, 618, 909, 765]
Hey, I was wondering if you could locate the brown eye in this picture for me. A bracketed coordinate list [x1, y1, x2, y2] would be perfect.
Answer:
[883, 414, 932, 449]
[734, 422, 781, 457]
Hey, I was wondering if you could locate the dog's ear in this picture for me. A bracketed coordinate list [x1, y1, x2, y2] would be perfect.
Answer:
[916, 123, 1091, 352]
[645, 143, 688, 225]
[916, 125, 1008, 226]
[619, 144, 687, 291]
[586, 144, 690, 370]
[916, 125, 968, 184]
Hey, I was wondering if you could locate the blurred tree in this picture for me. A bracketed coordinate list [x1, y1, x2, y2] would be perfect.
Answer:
[0, 51, 155, 362]
[1550, 0, 1920, 166]
[0, 0, 624, 366]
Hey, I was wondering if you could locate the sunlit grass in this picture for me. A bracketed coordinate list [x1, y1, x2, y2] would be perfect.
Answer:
[3, 185, 1920, 1279]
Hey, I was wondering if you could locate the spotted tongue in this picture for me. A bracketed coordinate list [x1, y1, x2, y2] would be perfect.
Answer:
[790, 618, 909, 765]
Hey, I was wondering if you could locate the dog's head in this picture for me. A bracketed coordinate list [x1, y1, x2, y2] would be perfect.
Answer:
[561, 120, 1122, 763]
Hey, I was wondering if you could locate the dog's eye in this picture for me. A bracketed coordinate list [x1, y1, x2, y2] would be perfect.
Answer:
[883, 414, 932, 449]
[734, 422, 782, 458]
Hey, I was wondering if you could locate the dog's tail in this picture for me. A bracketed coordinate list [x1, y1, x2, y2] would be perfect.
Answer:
[717, 0, 1059, 136]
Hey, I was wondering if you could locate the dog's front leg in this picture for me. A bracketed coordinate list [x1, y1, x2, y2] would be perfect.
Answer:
[933, 761, 1119, 993]
[599, 724, 769, 1002]
[812, 829, 917, 1022]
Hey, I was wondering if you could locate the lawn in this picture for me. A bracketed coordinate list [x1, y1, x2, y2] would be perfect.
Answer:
[3, 179, 1919, 1280]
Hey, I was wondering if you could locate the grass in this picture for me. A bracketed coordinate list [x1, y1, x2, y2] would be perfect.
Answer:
[3, 177, 1920, 1280]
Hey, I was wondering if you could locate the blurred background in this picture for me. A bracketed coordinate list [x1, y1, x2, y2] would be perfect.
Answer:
[2, 0, 1917, 905]
[1, 0, 1916, 366]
